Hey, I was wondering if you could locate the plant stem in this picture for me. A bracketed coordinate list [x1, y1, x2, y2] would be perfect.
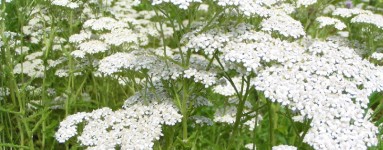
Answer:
[181, 79, 189, 142]
[268, 101, 276, 150]
[252, 90, 259, 150]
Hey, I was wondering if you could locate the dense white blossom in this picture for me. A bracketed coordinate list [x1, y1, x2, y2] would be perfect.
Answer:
[182, 20, 383, 149]
[261, 14, 305, 38]
[55, 112, 88, 143]
[351, 13, 383, 29]
[98, 52, 155, 75]
[316, 16, 346, 30]
[15, 46, 30, 55]
[98, 48, 218, 87]
[215, 0, 293, 17]
[272, 145, 297, 150]
[69, 32, 92, 43]
[184, 68, 217, 87]
[297, 0, 317, 7]
[184, 28, 230, 56]
[252, 40, 381, 149]
[78, 40, 109, 54]
[332, 8, 372, 18]
[151, 0, 202, 9]
[371, 52, 383, 61]
[100, 29, 141, 46]
[71, 50, 86, 58]
[51, 0, 79, 9]
[21, 9, 52, 44]
[56, 99, 182, 149]
[49, 1, 383, 150]
[245, 143, 256, 150]
[184, 23, 303, 73]
[83, 17, 127, 31]
[14, 58, 45, 78]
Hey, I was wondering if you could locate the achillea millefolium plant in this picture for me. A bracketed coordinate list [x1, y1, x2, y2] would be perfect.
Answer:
[1, 0, 383, 149]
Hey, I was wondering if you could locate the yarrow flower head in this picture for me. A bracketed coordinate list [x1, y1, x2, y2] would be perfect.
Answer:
[51, 0, 79, 9]
[272, 145, 297, 150]
[252, 40, 382, 149]
[332, 8, 372, 18]
[261, 14, 306, 38]
[351, 13, 383, 30]
[296, 0, 317, 7]
[371, 52, 383, 61]
[151, 0, 202, 9]
[78, 40, 109, 54]
[83, 17, 127, 31]
[55, 92, 182, 149]
[316, 16, 346, 30]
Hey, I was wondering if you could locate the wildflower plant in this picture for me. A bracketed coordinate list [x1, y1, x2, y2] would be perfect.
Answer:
[1, 0, 383, 150]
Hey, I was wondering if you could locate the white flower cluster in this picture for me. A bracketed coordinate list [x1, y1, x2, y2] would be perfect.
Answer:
[15, 46, 30, 55]
[22, 7, 52, 44]
[316, 16, 346, 30]
[217, 0, 297, 17]
[371, 52, 383, 61]
[151, 0, 202, 9]
[184, 68, 216, 87]
[55, 100, 182, 149]
[98, 47, 219, 87]
[184, 21, 382, 149]
[151, 0, 296, 17]
[51, 0, 79, 9]
[69, 26, 145, 58]
[245, 143, 256, 150]
[98, 52, 139, 75]
[78, 40, 109, 54]
[272, 145, 297, 150]
[252, 40, 381, 149]
[100, 29, 141, 46]
[332, 8, 372, 18]
[69, 31, 91, 43]
[184, 23, 303, 73]
[184, 28, 230, 56]
[296, 0, 317, 7]
[261, 14, 305, 38]
[225, 31, 302, 72]
[68, 1, 172, 60]
[13, 52, 45, 78]
[55, 112, 88, 143]
[351, 13, 383, 30]
[83, 17, 127, 31]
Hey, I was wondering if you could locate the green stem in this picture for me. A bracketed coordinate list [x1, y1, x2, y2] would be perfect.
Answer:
[229, 76, 251, 148]
[252, 91, 259, 150]
[268, 101, 276, 150]
[181, 80, 189, 142]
